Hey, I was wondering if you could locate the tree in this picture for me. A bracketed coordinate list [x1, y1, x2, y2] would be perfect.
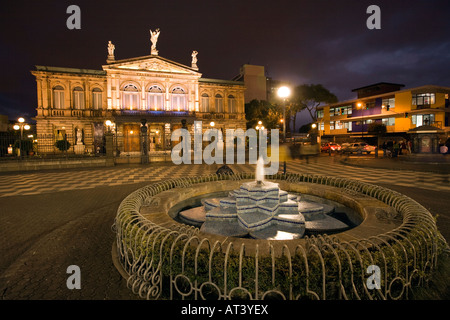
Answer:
[245, 99, 281, 129]
[293, 84, 338, 122]
[55, 139, 71, 152]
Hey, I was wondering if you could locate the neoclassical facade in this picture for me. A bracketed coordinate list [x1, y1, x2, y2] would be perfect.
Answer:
[31, 34, 246, 155]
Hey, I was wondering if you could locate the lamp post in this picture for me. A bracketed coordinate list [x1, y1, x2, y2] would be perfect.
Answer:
[13, 117, 30, 157]
[357, 102, 364, 140]
[277, 86, 291, 142]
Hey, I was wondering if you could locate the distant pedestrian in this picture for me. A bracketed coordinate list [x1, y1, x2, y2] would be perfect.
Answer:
[393, 141, 399, 157]
[401, 141, 406, 155]
[382, 141, 387, 157]
[407, 140, 412, 154]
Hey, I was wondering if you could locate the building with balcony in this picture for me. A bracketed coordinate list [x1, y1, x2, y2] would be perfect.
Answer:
[316, 82, 450, 145]
[31, 37, 246, 156]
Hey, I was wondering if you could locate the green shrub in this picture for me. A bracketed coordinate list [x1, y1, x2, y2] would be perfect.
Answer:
[55, 139, 71, 151]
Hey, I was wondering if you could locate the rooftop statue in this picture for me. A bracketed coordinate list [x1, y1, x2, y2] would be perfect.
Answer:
[107, 41, 115, 57]
[150, 28, 160, 55]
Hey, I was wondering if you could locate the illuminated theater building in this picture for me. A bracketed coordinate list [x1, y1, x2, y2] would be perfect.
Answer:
[31, 32, 246, 156]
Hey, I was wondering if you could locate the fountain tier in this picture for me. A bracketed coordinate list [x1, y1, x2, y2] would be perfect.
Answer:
[179, 180, 349, 240]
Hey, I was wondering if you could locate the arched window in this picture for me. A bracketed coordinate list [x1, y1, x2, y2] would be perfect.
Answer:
[171, 87, 187, 111]
[92, 88, 102, 110]
[148, 85, 164, 111]
[53, 85, 65, 109]
[122, 84, 139, 110]
[228, 95, 236, 113]
[201, 93, 209, 112]
[215, 94, 223, 113]
[73, 86, 85, 109]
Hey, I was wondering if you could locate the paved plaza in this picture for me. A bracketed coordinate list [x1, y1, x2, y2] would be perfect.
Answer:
[0, 154, 449, 299]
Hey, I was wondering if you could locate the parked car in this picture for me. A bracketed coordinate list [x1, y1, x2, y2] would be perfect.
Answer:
[341, 142, 376, 154]
[321, 142, 341, 152]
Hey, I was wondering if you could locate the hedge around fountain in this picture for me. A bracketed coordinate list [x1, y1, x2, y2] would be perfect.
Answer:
[112, 172, 448, 300]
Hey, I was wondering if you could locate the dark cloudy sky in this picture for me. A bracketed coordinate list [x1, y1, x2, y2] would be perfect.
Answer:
[1, 0, 449, 124]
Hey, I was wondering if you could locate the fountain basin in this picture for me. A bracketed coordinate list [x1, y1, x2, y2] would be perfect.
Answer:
[139, 179, 398, 245]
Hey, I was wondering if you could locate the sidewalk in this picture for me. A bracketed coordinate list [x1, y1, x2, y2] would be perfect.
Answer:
[339, 153, 450, 174]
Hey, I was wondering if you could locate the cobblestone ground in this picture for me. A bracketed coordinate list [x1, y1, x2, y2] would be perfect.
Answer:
[0, 157, 449, 300]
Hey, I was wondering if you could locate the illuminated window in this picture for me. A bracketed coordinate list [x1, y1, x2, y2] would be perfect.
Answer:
[316, 109, 324, 118]
[73, 87, 85, 109]
[382, 118, 395, 126]
[53, 85, 64, 109]
[344, 121, 352, 131]
[412, 114, 434, 126]
[330, 121, 335, 130]
[92, 88, 102, 110]
[382, 98, 395, 109]
[122, 84, 139, 110]
[171, 87, 187, 111]
[412, 93, 435, 106]
[201, 93, 209, 112]
[228, 95, 237, 113]
[215, 94, 223, 113]
[148, 85, 164, 110]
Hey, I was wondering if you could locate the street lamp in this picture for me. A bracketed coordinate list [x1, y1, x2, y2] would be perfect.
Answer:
[105, 120, 113, 133]
[13, 117, 30, 157]
[277, 86, 291, 142]
[356, 102, 364, 139]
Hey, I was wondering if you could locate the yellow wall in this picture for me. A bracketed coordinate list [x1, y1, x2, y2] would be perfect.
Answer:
[394, 91, 413, 131]
[394, 91, 412, 113]
[435, 93, 446, 109]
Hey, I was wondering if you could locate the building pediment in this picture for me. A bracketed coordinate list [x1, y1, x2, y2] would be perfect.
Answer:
[103, 55, 201, 76]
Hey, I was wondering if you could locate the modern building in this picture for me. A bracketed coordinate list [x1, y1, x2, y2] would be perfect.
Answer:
[233, 64, 267, 103]
[316, 82, 450, 143]
[232, 64, 290, 104]
[31, 32, 246, 156]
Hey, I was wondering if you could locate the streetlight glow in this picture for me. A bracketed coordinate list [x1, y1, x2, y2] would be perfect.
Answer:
[277, 86, 291, 142]
[210, 121, 215, 127]
[311, 123, 317, 129]
[24, 125, 31, 130]
[277, 86, 291, 98]
[13, 125, 20, 130]
[18, 117, 25, 123]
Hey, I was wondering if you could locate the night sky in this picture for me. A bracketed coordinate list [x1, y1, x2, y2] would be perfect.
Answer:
[1, 0, 449, 126]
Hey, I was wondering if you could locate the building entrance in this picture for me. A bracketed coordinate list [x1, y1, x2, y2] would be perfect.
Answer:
[123, 124, 141, 152]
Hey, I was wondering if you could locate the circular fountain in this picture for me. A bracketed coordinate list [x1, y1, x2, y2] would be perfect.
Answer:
[112, 158, 448, 300]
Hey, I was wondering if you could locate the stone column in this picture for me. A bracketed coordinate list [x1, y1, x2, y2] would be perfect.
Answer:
[105, 132, 114, 166]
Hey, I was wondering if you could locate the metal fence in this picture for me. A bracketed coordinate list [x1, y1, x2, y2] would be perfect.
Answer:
[0, 132, 105, 160]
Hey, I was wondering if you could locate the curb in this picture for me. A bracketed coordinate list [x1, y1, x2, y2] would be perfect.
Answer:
[339, 158, 450, 174]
